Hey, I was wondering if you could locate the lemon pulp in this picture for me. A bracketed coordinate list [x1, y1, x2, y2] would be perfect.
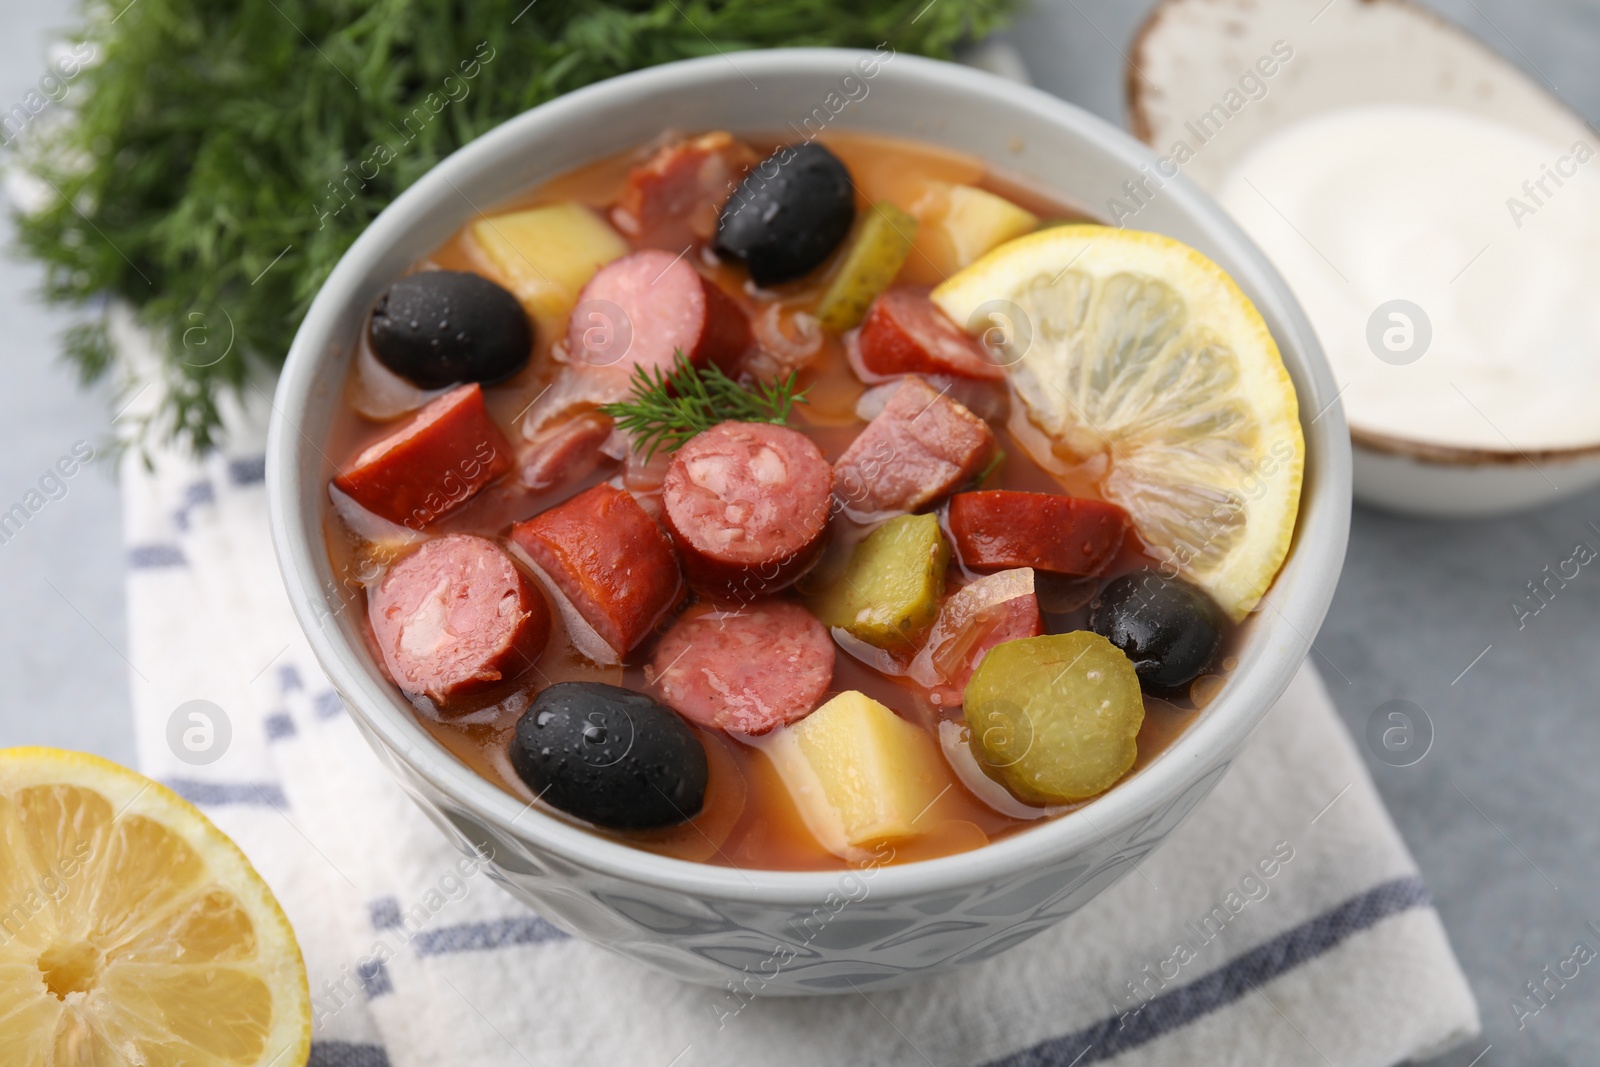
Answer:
[933, 225, 1304, 620]
[0, 748, 311, 1067]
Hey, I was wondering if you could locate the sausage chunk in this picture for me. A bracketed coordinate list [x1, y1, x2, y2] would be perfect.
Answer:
[948, 491, 1127, 577]
[854, 287, 1003, 382]
[610, 132, 759, 251]
[907, 569, 1043, 693]
[568, 249, 750, 376]
[833, 376, 995, 518]
[368, 534, 550, 703]
[509, 484, 682, 657]
[519, 411, 613, 491]
[660, 422, 834, 600]
[334, 383, 512, 528]
[648, 602, 834, 734]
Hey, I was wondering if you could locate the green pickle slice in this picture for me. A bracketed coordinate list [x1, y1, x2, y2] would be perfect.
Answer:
[815, 202, 918, 332]
[811, 513, 949, 648]
[964, 631, 1144, 804]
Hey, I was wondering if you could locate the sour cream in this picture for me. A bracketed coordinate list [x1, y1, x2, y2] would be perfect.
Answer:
[1218, 104, 1600, 451]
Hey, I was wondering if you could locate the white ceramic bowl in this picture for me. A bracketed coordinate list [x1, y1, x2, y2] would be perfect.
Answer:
[267, 48, 1350, 994]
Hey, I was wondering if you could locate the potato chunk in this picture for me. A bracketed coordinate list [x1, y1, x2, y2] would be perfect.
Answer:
[910, 182, 1039, 276]
[764, 690, 945, 858]
[470, 202, 630, 336]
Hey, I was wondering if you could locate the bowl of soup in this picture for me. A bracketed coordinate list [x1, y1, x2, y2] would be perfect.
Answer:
[268, 48, 1349, 993]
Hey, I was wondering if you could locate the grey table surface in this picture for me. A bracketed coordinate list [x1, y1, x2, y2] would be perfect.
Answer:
[2, 0, 1597, 1062]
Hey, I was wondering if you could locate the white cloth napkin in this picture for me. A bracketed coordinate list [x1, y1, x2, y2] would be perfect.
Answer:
[117, 367, 1482, 1066]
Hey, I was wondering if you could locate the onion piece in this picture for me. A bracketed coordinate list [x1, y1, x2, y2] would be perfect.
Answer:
[349, 332, 446, 422]
[938, 720, 1070, 820]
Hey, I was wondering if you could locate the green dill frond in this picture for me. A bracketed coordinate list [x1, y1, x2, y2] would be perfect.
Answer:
[600, 350, 808, 459]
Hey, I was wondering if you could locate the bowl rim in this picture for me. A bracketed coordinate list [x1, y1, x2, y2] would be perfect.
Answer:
[267, 47, 1351, 905]
[1350, 423, 1600, 466]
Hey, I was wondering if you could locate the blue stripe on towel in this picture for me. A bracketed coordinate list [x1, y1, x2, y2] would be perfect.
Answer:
[357, 958, 393, 1000]
[173, 479, 215, 531]
[314, 690, 345, 719]
[982, 876, 1432, 1066]
[368, 897, 404, 931]
[228, 455, 267, 485]
[163, 778, 288, 808]
[128, 543, 187, 569]
[308, 1042, 391, 1067]
[264, 712, 297, 741]
[412, 915, 569, 956]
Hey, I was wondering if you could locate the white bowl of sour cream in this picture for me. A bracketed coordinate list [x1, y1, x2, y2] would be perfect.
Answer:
[1130, 0, 1600, 517]
[1218, 103, 1600, 516]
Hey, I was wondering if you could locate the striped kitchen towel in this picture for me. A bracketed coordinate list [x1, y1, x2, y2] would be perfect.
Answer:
[116, 348, 1481, 1066]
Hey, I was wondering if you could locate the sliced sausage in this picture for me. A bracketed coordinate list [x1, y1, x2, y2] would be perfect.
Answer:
[368, 534, 550, 703]
[519, 410, 614, 491]
[852, 287, 1003, 382]
[833, 376, 996, 519]
[334, 383, 512, 529]
[648, 602, 834, 734]
[610, 132, 759, 251]
[660, 422, 834, 600]
[568, 249, 750, 376]
[509, 483, 682, 657]
[948, 490, 1127, 577]
[907, 569, 1043, 693]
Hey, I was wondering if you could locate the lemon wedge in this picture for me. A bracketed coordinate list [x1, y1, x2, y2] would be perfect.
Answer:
[932, 226, 1303, 620]
[0, 748, 311, 1067]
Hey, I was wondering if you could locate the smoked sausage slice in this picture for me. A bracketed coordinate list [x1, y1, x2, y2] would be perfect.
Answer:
[509, 483, 682, 657]
[610, 132, 759, 251]
[948, 490, 1128, 577]
[648, 602, 834, 734]
[568, 249, 750, 376]
[660, 422, 834, 600]
[368, 534, 550, 703]
[854, 287, 1003, 382]
[334, 383, 512, 529]
[833, 376, 995, 518]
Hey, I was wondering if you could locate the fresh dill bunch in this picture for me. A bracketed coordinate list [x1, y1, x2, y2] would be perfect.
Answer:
[600, 351, 808, 459]
[7, 0, 1021, 454]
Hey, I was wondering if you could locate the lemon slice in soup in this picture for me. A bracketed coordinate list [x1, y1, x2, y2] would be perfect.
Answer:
[932, 225, 1303, 620]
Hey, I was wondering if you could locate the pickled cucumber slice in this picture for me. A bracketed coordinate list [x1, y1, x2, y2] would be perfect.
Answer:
[964, 631, 1144, 804]
[816, 202, 918, 332]
[811, 513, 949, 648]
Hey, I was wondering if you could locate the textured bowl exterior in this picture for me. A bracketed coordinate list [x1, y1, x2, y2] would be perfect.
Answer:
[268, 49, 1351, 994]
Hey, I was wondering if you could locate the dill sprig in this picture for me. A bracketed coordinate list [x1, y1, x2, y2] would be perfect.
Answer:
[6, 0, 1021, 454]
[600, 351, 808, 459]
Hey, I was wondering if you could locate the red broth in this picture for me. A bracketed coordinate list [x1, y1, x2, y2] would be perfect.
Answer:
[324, 131, 1221, 870]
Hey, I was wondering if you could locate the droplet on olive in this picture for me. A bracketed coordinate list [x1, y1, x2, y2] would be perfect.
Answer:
[715, 142, 856, 287]
[368, 270, 533, 389]
[509, 681, 708, 831]
[1088, 572, 1226, 695]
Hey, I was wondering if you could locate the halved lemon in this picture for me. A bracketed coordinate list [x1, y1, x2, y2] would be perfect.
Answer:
[932, 225, 1303, 620]
[0, 748, 311, 1066]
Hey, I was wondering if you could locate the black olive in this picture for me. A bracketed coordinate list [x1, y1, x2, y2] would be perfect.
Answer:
[368, 270, 532, 389]
[509, 682, 707, 831]
[1088, 572, 1226, 696]
[715, 142, 855, 287]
